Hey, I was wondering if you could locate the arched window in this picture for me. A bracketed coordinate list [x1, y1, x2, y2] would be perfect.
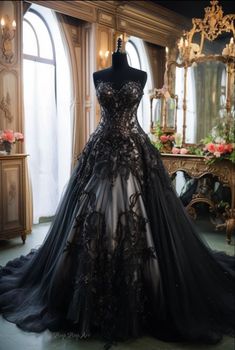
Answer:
[23, 11, 55, 61]
[125, 37, 153, 133]
[126, 40, 141, 69]
[23, 5, 72, 223]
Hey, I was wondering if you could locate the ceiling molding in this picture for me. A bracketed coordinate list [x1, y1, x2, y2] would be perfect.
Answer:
[25, 0, 192, 45]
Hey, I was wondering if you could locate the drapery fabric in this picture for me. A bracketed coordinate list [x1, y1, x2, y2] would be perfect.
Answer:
[23, 6, 72, 223]
[23, 60, 58, 223]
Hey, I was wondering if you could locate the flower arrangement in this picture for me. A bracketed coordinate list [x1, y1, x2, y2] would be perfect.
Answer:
[201, 115, 234, 163]
[151, 124, 188, 154]
[171, 146, 189, 155]
[203, 140, 234, 163]
[151, 115, 234, 163]
[0, 130, 24, 154]
[151, 123, 175, 152]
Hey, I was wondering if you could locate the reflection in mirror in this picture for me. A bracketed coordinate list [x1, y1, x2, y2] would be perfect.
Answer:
[170, 55, 234, 145]
[151, 97, 162, 127]
[166, 96, 177, 130]
[175, 65, 197, 143]
[193, 61, 226, 143]
[228, 60, 235, 117]
[150, 90, 178, 134]
[179, 60, 227, 144]
[231, 63, 235, 117]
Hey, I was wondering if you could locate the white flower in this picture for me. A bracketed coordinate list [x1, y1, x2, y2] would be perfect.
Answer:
[214, 151, 221, 158]
[215, 137, 225, 144]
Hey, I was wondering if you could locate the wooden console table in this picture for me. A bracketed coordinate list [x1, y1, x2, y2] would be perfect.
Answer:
[161, 153, 235, 244]
[0, 154, 28, 243]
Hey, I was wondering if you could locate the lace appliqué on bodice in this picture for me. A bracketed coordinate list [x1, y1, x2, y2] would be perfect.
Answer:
[77, 81, 169, 189]
[96, 80, 143, 135]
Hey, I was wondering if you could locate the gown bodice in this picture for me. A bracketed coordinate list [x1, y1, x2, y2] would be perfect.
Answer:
[95, 80, 144, 135]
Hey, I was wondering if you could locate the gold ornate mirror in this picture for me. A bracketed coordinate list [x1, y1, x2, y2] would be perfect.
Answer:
[151, 0, 235, 146]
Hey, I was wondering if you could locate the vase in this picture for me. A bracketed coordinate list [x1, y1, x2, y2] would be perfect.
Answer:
[3, 141, 12, 154]
[161, 140, 173, 153]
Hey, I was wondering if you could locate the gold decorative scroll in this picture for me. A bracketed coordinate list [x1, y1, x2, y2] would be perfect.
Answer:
[191, 0, 235, 42]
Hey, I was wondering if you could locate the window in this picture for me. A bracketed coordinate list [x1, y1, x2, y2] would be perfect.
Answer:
[125, 37, 153, 133]
[23, 5, 72, 223]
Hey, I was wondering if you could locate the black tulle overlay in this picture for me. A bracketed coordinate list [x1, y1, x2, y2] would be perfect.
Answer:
[0, 81, 234, 344]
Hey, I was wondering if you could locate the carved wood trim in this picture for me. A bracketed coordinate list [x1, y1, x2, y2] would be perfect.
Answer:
[25, 0, 97, 23]
[26, 0, 191, 46]
[161, 153, 235, 244]
[161, 154, 234, 187]
[0, 155, 27, 240]
[161, 154, 235, 210]
[98, 10, 116, 28]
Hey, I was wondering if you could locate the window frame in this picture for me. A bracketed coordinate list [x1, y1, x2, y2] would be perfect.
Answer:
[23, 9, 56, 65]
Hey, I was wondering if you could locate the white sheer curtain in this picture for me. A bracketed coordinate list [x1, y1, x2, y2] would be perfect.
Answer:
[23, 61, 58, 222]
[23, 5, 72, 224]
[126, 37, 153, 133]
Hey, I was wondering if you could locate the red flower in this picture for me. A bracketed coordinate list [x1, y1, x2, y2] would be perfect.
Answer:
[224, 143, 233, 153]
[206, 143, 216, 153]
[160, 135, 169, 143]
[216, 144, 225, 153]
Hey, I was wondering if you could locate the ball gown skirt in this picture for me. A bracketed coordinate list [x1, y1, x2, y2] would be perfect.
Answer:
[0, 81, 234, 344]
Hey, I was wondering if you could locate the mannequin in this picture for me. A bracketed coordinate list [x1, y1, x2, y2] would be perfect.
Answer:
[93, 38, 147, 90]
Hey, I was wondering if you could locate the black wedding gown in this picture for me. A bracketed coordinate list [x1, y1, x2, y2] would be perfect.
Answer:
[0, 81, 234, 344]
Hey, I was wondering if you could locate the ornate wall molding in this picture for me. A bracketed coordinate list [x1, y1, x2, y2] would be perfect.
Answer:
[0, 92, 13, 122]
[26, 0, 97, 23]
[26, 0, 191, 46]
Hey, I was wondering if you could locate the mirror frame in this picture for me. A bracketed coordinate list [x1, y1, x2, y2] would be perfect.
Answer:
[152, 0, 235, 146]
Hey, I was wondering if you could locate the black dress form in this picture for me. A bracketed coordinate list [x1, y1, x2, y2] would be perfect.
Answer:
[93, 41, 147, 90]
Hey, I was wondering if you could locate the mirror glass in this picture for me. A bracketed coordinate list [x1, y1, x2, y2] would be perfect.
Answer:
[170, 56, 234, 145]
[181, 60, 227, 144]
[165, 97, 177, 130]
[229, 61, 235, 118]
[151, 93, 178, 133]
[152, 97, 162, 126]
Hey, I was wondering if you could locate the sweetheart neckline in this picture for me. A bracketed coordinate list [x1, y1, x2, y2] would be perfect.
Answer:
[96, 80, 143, 93]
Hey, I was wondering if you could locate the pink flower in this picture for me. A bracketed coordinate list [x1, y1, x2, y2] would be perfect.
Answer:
[216, 144, 225, 153]
[224, 143, 233, 153]
[160, 135, 169, 143]
[0, 130, 24, 144]
[169, 135, 175, 141]
[214, 151, 221, 158]
[172, 147, 180, 154]
[180, 148, 188, 154]
[1, 130, 15, 143]
[206, 143, 216, 153]
[14, 132, 24, 141]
